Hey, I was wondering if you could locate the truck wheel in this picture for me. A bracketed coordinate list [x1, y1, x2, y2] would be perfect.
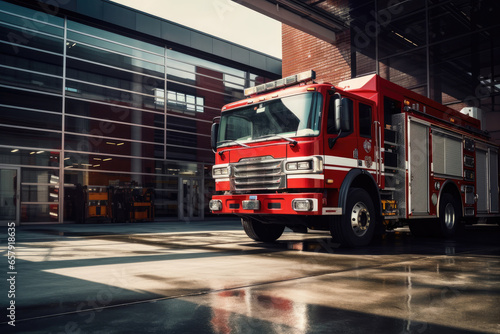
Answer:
[241, 217, 285, 242]
[436, 193, 460, 238]
[330, 188, 376, 247]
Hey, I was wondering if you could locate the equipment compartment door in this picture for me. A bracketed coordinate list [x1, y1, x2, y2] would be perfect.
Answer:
[408, 119, 429, 215]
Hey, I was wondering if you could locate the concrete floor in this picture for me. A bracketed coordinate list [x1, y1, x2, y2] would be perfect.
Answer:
[0, 220, 499, 333]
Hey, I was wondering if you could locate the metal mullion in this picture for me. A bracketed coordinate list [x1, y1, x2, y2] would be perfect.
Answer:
[0, 83, 63, 97]
[0, 123, 62, 134]
[66, 37, 164, 66]
[65, 114, 163, 131]
[66, 28, 164, 58]
[0, 8, 64, 29]
[0, 20, 64, 40]
[0, 104, 61, 116]
[164, 46, 168, 160]
[0, 64, 63, 79]
[0, 40, 63, 57]
[168, 128, 211, 138]
[166, 78, 235, 98]
[64, 131, 159, 146]
[166, 56, 248, 82]
[59, 16, 68, 224]
[65, 55, 164, 80]
[65, 77, 157, 100]
[64, 150, 165, 161]
[65, 95, 164, 116]
[166, 143, 213, 152]
[166, 112, 213, 125]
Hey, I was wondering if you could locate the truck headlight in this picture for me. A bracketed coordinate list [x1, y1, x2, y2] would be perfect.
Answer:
[212, 166, 230, 178]
[286, 161, 311, 170]
[285, 157, 322, 173]
[292, 199, 317, 211]
[209, 200, 222, 211]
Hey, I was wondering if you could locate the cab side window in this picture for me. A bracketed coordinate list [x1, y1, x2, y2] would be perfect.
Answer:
[359, 103, 372, 137]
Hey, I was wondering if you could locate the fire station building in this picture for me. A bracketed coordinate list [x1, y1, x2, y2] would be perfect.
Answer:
[1, 0, 499, 225]
[0, 0, 281, 224]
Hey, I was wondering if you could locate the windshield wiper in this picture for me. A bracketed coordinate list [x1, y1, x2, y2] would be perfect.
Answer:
[217, 140, 250, 156]
[257, 134, 297, 147]
[218, 140, 250, 148]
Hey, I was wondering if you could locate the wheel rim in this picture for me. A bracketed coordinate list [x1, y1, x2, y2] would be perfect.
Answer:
[444, 203, 456, 230]
[350, 201, 370, 237]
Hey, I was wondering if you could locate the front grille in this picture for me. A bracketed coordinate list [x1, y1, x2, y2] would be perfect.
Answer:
[232, 157, 285, 192]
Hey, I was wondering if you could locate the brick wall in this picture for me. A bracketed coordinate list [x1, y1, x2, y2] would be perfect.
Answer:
[282, 24, 351, 85]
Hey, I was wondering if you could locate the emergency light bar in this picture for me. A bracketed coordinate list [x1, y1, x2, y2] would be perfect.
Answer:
[244, 70, 316, 97]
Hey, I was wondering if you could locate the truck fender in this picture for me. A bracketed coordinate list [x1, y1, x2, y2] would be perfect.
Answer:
[338, 169, 382, 220]
[437, 180, 462, 217]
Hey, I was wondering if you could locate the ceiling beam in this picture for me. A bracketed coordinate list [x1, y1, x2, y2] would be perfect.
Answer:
[234, 0, 337, 43]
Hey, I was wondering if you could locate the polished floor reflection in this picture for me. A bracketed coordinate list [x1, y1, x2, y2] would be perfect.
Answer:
[1, 221, 499, 333]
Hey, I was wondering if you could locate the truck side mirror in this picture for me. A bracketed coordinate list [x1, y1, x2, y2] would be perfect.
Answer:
[211, 123, 219, 153]
[337, 97, 352, 132]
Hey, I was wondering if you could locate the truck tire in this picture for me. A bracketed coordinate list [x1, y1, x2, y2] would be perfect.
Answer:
[241, 217, 285, 242]
[330, 188, 376, 247]
[436, 193, 460, 238]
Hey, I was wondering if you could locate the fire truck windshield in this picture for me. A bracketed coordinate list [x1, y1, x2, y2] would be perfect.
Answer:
[217, 92, 323, 148]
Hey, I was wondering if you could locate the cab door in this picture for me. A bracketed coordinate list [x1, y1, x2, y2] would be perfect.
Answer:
[357, 101, 380, 185]
[323, 93, 356, 185]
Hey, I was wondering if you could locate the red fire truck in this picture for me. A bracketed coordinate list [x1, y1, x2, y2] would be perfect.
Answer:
[209, 70, 499, 246]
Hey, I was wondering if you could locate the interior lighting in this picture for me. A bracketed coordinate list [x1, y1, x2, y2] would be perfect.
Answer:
[106, 142, 116, 145]
[11, 149, 19, 153]
[117, 143, 124, 146]
[36, 151, 45, 154]
[103, 158, 112, 161]
[392, 31, 418, 46]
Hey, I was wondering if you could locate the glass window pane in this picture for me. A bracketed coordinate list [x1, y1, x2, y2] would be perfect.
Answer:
[359, 103, 372, 137]
[65, 98, 164, 128]
[64, 134, 163, 159]
[0, 2, 64, 27]
[67, 20, 164, 55]
[0, 148, 60, 168]
[65, 80, 162, 112]
[21, 204, 59, 222]
[0, 107, 61, 130]
[64, 152, 160, 173]
[0, 11, 64, 37]
[0, 23, 63, 54]
[0, 66, 62, 93]
[379, 49, 427, 91]
[167, 49, 245, 78]
[65, 116, 164, 143]
[1, 86, 62, 112]
[66, 58, 165, 95]
[0, 125, 61, 149]
[66, 43, 164, 78]
[0, 44, 63, 76]
[67, 30, 164, 64]
[22, 185, 59, 202]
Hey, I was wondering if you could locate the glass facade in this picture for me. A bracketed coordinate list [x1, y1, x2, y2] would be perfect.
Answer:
[350, 0, 499, 115]
[0, 1, 279, 223]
